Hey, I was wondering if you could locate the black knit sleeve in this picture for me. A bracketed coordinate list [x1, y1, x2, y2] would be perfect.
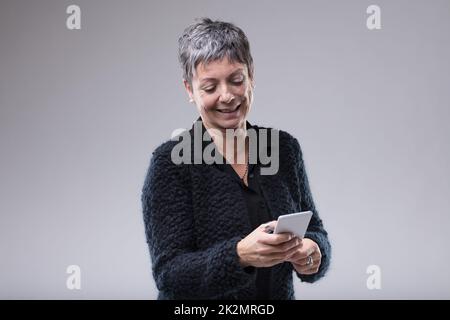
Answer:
[141, 147, 256, 299]
[292, 138, 331, 283]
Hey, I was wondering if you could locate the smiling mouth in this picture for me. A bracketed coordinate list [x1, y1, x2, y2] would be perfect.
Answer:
[217, 104, 241, 113]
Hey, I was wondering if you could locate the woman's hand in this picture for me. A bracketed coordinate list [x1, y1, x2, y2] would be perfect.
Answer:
[236, 221, 301, 268]
[287, 238, 322, 275]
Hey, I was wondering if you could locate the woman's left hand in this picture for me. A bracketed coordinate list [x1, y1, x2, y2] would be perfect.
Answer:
[286, 238, 322, 275]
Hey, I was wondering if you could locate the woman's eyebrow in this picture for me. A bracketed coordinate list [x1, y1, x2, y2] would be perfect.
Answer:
[199, 69, 245, 84]
[228, 68, 245, 77]
[199, 77, 217, 85]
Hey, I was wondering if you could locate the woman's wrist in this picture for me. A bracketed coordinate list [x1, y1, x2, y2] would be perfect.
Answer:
[236, 240, 250, 268]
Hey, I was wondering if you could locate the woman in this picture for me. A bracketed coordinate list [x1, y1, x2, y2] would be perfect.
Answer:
[142, 18, 331, 300]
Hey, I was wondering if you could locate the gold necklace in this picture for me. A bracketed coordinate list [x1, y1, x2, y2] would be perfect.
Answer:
[240, 141, 249, 180]
[239, 161, 249, 180]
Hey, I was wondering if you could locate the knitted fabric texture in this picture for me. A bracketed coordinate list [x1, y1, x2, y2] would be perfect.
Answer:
[141, 124, 331, 299]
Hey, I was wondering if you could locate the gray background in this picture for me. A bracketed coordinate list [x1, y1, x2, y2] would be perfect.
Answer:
[1, 0, 449, 299]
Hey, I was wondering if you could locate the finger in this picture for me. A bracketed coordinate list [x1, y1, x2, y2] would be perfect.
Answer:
[267, 241, 302, 260]
[287, 249, 310, 261]
[293, 251, 321, 266]
[260, 221, 277, 233]
[297, 266, 320, 275]
[258, 238, 301, 260]
[305, 244, 317, 257]
[294, 263, 320, 274]
[294, 254, 321, 270]
[285, 247, 307, 262]
[291, 242, 318, 261]
[267, 236, 301, 254]
[258, 232, 293, 245]
[267, 252, 300, 267]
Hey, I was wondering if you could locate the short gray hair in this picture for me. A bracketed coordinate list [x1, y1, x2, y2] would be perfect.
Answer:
[178, 18, 254, 85]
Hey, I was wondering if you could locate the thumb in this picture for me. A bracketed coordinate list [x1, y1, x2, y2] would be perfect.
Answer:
[261, 220, 277, 232]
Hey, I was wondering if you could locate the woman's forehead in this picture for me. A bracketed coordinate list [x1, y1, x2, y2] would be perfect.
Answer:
[195, 58, 247, 80]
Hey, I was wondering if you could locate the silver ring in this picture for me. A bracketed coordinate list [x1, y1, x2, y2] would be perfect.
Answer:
[306, 255, 313, 266]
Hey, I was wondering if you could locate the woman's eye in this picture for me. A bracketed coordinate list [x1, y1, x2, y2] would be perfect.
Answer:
[203, 87, 216, 93]
[231, 79, 244, 85]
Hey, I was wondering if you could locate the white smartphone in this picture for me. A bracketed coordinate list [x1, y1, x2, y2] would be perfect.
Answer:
[273, 211, 313, 239]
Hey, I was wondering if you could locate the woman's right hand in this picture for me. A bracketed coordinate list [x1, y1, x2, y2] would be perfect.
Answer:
[236, 221, 302, 268]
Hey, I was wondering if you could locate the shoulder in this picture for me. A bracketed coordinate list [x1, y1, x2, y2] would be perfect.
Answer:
[151, 138, 181, 161]
[251, 124, 302, 158]
[142, 134, 189, 193]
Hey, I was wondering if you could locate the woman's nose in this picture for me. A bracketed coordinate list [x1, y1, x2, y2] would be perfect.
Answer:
[218, 86, 235, 104]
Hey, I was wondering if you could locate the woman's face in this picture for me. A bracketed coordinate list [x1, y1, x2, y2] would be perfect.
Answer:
[184, 58, 253, 131]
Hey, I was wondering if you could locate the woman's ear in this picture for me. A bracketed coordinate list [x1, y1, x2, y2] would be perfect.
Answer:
[183, 79, 194, 103]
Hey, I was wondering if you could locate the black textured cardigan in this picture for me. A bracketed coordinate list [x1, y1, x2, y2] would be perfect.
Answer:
[141, 121, 331, 299]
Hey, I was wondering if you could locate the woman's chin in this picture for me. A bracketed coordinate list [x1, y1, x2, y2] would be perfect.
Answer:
[215, 117, 245, 130]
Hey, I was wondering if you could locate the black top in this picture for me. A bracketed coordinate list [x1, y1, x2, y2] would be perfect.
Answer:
[219, 161, 273, 299]
[199, 117, 274, 299]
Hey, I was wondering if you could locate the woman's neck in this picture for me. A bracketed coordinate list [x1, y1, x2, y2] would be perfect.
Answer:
[203, 121, 248, 165]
